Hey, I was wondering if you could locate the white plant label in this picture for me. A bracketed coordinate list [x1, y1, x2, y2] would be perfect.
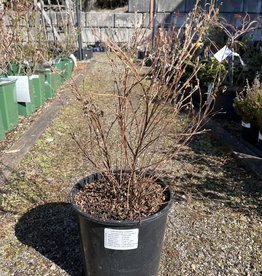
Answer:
[70, 54, 77, 67]
[214, 46, 232, 62]
[104, 228, 139, 250]
[259, 132, 262, 141]
[241, 121, 251, 128]
[8, 76, 31, 102]
[214, 45, 245, 66]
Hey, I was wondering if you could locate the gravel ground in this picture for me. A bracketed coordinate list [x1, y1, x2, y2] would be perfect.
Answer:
[0, 53, 261, 276]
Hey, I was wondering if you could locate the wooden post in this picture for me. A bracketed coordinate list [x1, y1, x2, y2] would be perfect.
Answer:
[150, 0, 154, 29]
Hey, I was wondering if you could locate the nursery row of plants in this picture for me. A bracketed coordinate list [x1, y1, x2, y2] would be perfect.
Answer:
[0, 0, 78, 140]
[0, 57, 75, 140]
[233, 75, 262, 149]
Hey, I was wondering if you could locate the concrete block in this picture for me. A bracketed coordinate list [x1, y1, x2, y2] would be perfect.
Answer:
[128, 0, 150, 13]
[48, 11, 57, 25]
[219, 13, 243, 28]
[158, 0, 186, 13]
[170, 13, 187, 28]
[82, 28, 101, 44]
[252, 28, 262, 40]
[243, 0, 262, 13]
[185, 0, 208, 12]
[48, 32, 56, 40]
[216, 0, 243, 13]
[129, 28, 151, 44]
[86, 12, 114, 28]
[3, 15, 11, 26]
[114, 13, 143, 28]
[101, 28, 130, 43]
[56, 12, 70, 27]
[142, 13, 171, 28]
[250, 14, 262, 28]
[28, 13, 42, 27]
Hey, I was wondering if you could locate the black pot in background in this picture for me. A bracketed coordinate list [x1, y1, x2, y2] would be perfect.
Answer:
[241, 121, 259, 145]
[70, 172, 172, 276]
[137, 49, 146, 60]
[83, 48, 93, 60]
[74, 48, 93, 60]
[213, 87, 241, 121]
[193, 86, 241, 121]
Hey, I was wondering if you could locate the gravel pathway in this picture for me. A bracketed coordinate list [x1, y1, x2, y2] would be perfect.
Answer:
[0, 53, 261, 276]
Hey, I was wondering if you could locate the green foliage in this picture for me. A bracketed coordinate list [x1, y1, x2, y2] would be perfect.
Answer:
[203, 25, 228, 50]
[234, 75, 262, 125]
[198, 57, 227, 85]
[255, 94, 262, 129]
[233, 42, 262, 86]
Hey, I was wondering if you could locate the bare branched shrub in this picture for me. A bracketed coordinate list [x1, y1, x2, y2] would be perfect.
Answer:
[0, 2, 50, 74]
[71, 1, 256, 219]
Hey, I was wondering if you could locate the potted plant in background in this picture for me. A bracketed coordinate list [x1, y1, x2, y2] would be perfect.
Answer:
[0, 0, 78, 118]
[195, 56, 228, 112]
[209, 14, 258, 120]
[254, 80, 262, 149]
[256, 106, 262, 149]
[51, 6, 78, 81]
[0, 1, 47, 117]
[233, 75, 262, 145]
[256, 108, 262, 149]
[68, 2, 256, 275]
[0, 4, 21, 134]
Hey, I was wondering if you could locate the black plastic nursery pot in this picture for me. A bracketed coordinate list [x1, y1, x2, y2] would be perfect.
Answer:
[241, 121, 259, 145]
[70, 173, 172, 276]
[75, 48, 93, 60]
[193, 86, 240, 121]
[137, 49, 146, 60]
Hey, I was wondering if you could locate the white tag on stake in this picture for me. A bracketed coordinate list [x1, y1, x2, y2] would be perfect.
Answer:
[104, 228, 139, 250]
[241, 121, 251, 128]
[214, 45, 245, 66]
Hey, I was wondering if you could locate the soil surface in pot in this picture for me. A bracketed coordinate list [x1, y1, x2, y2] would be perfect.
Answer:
[74, 174, 168, 221]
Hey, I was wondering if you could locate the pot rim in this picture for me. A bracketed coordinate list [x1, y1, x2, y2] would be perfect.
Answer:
[69, 172, 173, 226]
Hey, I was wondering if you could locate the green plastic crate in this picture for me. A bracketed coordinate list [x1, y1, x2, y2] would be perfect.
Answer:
[45, 72, 56, 98]
[0, 111, 5, 139]
[30, 75, 45, 108]
[35, 66, 56, 99]
[60, 58, 74, 80]
[52, 60, 63, 87]
[0, 79, 19, 131]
